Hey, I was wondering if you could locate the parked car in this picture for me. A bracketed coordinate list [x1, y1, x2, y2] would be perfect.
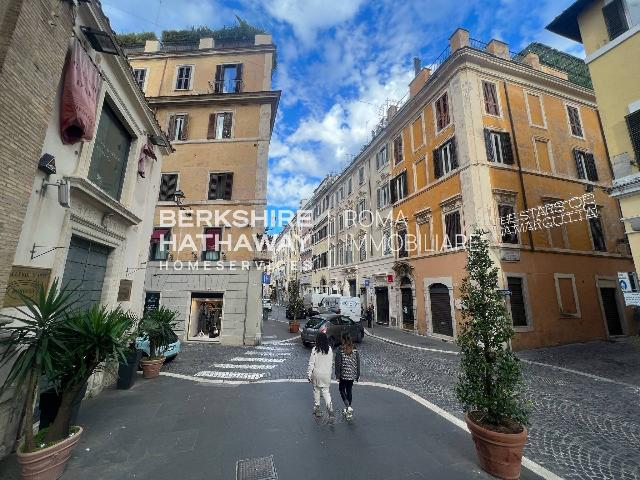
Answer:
[135, 334, 181, 361]
[301, 313, 364, 348]
[262, 298, 272, 311]
[319, 295, 362, 322]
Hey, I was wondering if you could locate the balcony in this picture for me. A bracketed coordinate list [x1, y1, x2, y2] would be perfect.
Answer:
[210, 79, 244, 94]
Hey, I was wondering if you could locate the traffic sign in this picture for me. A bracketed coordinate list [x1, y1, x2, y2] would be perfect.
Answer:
[262, 272, 271, 284]
[363, 279, 370, 287]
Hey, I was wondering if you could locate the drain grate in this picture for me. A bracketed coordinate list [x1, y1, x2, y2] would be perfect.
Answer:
[236, 455, 277, 480]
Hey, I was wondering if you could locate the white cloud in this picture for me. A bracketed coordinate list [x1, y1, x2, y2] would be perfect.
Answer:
[268, 173, 318, 206]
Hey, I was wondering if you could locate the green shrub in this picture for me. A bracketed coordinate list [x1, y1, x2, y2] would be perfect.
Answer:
[139, 307, 178, 358]
[115, 31, 157, 45]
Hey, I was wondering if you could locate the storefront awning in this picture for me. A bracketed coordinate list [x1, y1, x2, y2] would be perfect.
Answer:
[150, 228, 169, 242]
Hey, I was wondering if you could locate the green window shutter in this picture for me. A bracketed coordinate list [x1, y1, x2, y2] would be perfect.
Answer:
[484, 129, 495, 162]
[501, 132, 514, 165]
[626, 110, 640, 163]
[602, 0, 629, 40]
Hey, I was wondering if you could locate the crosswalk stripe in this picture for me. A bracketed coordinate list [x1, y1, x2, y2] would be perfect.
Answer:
[247, 351, 291, 356]
[254, 345, 292, 351]
[230, 357, 285, 363]
[263, 336, 277, 339]
[194, 371, 265, 380]
[213, 363, 276, 370]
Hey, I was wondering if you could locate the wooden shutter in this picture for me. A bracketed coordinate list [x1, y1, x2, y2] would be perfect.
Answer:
[167, 115, 176, 140]
[159, 174, 177, 201]
[450, 138, 458, 170]
[589, 216, 606, 251]
[626, 110, 640, 162]
[390, 177, 397, 203]
[208, 174, 218, 199]
[207, 113, 217, 139]
[223, 173, 233, 200]
[484, 129, 495, 162]
[507, 277, 527, 327]
[500, 132, 514, 165]
[603, 0, 628, 40]
[573, 150, 586, 179]
[568, 106, 582, 137]
[483, 82, 498, 115]
[214, 65, 223, 93]
[433, 148, 442, 178]
[179, 114, 189, 140]
[442, 94, 449, 127]
[222, 112, 233, 138]
[585, 153, 598, 181]
[235, 64, 243, 92]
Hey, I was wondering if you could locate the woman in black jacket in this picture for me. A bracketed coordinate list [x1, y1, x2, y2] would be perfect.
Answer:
[335, 333, 360, 419]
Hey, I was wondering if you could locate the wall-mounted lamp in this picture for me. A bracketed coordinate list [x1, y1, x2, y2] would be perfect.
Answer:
[80, 26, 119, 55]
[41, 179, 70, 208]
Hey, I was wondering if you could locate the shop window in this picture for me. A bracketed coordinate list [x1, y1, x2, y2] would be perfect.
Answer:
[190, 293, 223, 340]
[149, 228, 171, 261]
[88, 102, 131, 200]
[208, 172, 233, 200]
[158, 173, 178, 201]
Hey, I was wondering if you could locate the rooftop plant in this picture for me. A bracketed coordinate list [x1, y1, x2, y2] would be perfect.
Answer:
[115, 31, 157, 45]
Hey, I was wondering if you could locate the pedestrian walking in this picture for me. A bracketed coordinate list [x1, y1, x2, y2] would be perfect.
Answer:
[335, 333, 360, 420]
[366, 304, 374, 328]
[307, 332, 334, 421]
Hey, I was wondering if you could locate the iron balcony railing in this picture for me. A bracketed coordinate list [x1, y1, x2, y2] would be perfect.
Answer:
[210, 79, 244, 94]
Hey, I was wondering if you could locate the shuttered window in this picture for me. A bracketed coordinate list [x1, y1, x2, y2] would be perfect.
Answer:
[566, 105, 583, 137]
[626, 110, 640, 163]
[434, 137, 458, 178]
[482, 81, 500, 116]
[484, 129, 514, 165]
[397, 228, 408, 258]
[393, 135, 404, 165]
[175, 65, 193, 90]
[603, 0, 629, 40]
[214, 64, 243, 93]
[435, 93, 450, 131]
[158, 173, 178, 201]
[573, 149, 598, 181]
[376, 145, 388, 169]
[498, 204, 518, 244]
[167, 114, 189, 141]
[444, 210, 462, 248]
[202, 227, 222, 260]
[390, 171, 407, 203]
[507, 277, 528, 327]
[207, 112, 233, 139]
[208, 172, 233, 200]
[133, 68, 146, 90]
[588, 207, 606, 251]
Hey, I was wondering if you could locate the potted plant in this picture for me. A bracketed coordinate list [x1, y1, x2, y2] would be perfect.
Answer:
[455, 230, 530, 480]
[287, 280, 305, 333]
[138, 307, 178, 379]
[116, 311, 143, 390]
[0, 280, 133, 480]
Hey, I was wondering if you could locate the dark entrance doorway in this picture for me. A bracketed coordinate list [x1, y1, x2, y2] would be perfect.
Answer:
[600, 287, 623, 335]
[62, 236, 110, 310]
[375, 286, 389, 325]
[360, 287, 367, 310]
[429, 283, 453, 337]
[348, 279, 357, 297]
[400, 276, 414, 330]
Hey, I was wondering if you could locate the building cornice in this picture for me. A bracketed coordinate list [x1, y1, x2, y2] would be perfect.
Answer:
[127, 44, 276, 61]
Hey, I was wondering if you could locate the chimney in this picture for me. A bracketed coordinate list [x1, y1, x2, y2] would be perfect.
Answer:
[522, 52, 540, 69]
[387, 105, 398, 121]
[413, 57, 421, 76]
[255, 34, 272, 45]
[144, 40, 160, 53]
[449, 28, 470, 52]
[486, 39, 510, 60]
[199, 37, 214, 49]
[409, 67, 431, 98]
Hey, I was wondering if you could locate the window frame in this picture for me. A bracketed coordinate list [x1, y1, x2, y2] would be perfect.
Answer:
[149, 227, 172, 261]
[211, 110, 234, 140]
[376, 144, 389, 170]
[504, 273, 533, 331]
[565, 103, 585, 139]
[158, 172, 180, 201]
[481, 79, 502, 117]
[554, 273, 581, 318]
[393, 134, 404, 165]
[434, 91, 451, 132]
[524, 91, 547, 129]
[202, 227, 223, 261]
[132, 67, 148, 92]
[174, 64, 194, 91]
[435, 137, 457, 178]
[207, 171, 234, 200]
[442, 207, 463, 250]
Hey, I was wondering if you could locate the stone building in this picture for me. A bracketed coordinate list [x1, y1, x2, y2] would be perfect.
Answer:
[127, 30, 280, 345]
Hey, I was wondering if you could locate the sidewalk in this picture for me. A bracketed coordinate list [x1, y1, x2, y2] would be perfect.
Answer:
[0, 376, 542, 480]
[366, 325, 460, 353]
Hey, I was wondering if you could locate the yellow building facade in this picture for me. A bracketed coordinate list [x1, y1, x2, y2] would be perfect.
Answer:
[388, 29, 635, 349]
[126, 35, 280, 345]
[548, 0, 640, 272]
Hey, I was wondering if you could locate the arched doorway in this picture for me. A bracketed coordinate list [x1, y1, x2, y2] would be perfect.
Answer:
[429, 283, 453, 337]
[400, 276, 414, 330]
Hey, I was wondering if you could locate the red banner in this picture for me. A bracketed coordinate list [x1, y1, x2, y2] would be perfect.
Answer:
[60, 40, 102, 144]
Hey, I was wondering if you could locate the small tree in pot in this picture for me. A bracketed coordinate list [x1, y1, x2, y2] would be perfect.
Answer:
[138, 307, 178, 379]
[455, 230, 530, 480]
[287, 280, 305, 333]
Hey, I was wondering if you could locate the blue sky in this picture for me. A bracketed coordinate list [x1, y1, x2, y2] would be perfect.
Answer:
[103, 0, 582, 228]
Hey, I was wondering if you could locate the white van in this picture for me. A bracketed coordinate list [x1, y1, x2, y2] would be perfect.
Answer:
[303, 287, 329, 315]
[320, 295, 362, 322]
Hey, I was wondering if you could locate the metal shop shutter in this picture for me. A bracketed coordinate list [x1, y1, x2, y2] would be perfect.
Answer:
[62, 236, 110, 310]
[429, 283, 453, 337]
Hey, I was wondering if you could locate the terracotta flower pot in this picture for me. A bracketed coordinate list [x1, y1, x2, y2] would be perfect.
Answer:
[16, 426, 83, 480]
[141, 357, 165, 379]
[465, 413, 527, 480]
[289, 322, 299, 333]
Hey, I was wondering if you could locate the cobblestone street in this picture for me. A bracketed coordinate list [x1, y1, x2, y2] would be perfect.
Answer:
[164, 305, 640, 479]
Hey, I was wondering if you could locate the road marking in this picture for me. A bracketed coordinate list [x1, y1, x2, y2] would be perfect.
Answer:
[263, 335, 277, 339]
[230, 357, 285, 363]
[159, 373, 564, 480]
[194, 371, 266, 380]
[365, 329, 459, 355]
[254, 345, 292, 351]
[246, 351, 291, 356]
[213, 363, 277, 370]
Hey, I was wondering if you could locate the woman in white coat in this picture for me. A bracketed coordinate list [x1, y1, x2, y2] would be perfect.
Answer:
[307, 332, 334, 421]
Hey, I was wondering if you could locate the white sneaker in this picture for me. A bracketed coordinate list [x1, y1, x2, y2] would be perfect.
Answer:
[347, 406, 353, 413]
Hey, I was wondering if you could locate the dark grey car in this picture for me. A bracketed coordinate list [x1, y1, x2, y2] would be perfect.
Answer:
[300, 313, 364, 348]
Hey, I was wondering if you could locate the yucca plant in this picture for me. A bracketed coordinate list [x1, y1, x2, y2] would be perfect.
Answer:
[0, 279, 75, 452]
[138, 307, 178, 358]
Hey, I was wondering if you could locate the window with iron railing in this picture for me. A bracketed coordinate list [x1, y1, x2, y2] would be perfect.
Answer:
[213, 64, 244, 93]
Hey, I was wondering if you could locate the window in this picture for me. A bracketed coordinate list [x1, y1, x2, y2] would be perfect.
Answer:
[133, 68, 147, 90]
[175, 65, 193, 90]
[168, 114, 189, 141]
[507, 276, 528, 327]
[397, 228, 408, 258]
[202, 227, 222, 261]
[149, 228, 171, 261]
[444, 210, 462, 248]
[482, 81, 500, 116]
[377, 182, 390, 208]
[214, 64, 243, 93]
[588, 206, 606, 251]
[573, 149, 598, 181]
[358, 166, 365, 185]
[603, 0, 629, 40]
[433, 138, 458, 178]
[338, 243, 344, 265]
[159, 173, 178, 201]
[207, 112, 233, 139]
[484, 129, 514, 165]
[376, 145, 389, 169]
[393, 135, 404, 165]
[208, 172, 233, 200]
[566, 105, 583, 138]
[347, 178, 353, 195]
[555, 274, 580, 316]
[383, 230, 391, 255]
[626, 109, 640, 163]
[526, 92, 546, 127]
[498, 204, 518, 244]
[329, 219, 335, 236]
[534, 139, 553, 172]
[345, 242, 353, 264]
[435, 92, 450, 131]
[390, 171, 407, 203]
[88, 102, 131, 200]
[330, 245, 335, 266]
[356, 199, 366, 221]
[338, 214, 344, 231]
[359, 237, 367, 261]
